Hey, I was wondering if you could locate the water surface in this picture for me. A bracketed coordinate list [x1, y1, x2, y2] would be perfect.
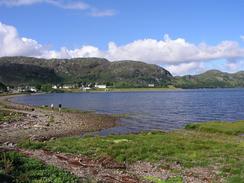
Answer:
[12, 89, 244, 135]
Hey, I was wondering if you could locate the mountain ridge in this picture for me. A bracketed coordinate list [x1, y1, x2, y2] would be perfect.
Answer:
[0, 56, 244, 89]
[0, 56, 172, 87]
[173, 69, 244, 88]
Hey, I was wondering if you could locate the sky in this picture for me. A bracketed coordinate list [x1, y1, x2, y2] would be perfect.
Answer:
[0, 0, 244, 75]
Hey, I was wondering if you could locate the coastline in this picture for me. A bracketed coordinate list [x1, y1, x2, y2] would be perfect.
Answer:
[0, 93, 243, 182]
[59, 87, 182, 93]
[0, 93, 119, 143]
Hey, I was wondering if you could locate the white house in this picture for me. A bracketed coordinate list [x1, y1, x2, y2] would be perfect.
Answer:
[95, 84, 107, 89]
[82, 87, 91, 91]
[62, 84, 76, 89]
[17, 87, 26, 92]
[29, 87, 37, 92]
[52, 85, 58, 89]
[148, 84, 155, 87]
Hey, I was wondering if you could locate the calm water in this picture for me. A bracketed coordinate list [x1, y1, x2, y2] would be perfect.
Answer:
[12, 89, 244, 135]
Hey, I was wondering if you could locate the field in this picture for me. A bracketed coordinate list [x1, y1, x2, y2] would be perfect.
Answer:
[18, 121, 244, 183]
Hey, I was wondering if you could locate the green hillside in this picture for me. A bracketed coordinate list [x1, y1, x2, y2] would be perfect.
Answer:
[0, 57, 244, 89]
[173, 70, 244, 88]
[0, 57, 172, 87]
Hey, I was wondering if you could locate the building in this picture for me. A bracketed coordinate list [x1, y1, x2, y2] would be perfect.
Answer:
[52, 85, 58, 89]
[81, 87, 91, 91]
[29, 86, 37, 92]
[62, 84, 76, 89]
[148, 84, 155, 87]
[95, 84, 107, 89]
[17, 87, 25, 93]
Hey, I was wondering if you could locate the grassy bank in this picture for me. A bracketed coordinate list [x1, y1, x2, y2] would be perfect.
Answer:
[0, 110, 23, 123]
[185, 120, 244, 135]
[0, 151, 79, 183]
[60, 86, 179, 93]
[19, 120, 244, 183]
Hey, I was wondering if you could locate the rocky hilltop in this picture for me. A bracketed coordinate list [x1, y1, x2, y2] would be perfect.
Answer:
[0, 57, 172, 87]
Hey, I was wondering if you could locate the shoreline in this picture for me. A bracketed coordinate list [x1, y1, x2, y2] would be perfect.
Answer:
[0, 93, 243, 182]
[0, 93, 119, 144]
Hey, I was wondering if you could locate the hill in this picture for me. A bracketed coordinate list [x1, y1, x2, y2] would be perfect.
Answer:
[0, 82, 7, 92]
[173, 70, 244, 88]
[0, 57, 172, 87]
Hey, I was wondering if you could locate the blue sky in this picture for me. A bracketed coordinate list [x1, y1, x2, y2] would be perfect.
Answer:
[0, 0, 244, 75]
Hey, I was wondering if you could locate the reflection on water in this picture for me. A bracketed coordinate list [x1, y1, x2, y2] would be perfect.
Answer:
[12, 88, 244, 135]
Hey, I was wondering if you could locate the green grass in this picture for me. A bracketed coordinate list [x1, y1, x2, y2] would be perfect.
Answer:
[105, 87, 178, 92]
[0, 151, 79, 183]
[18, 120, 244, 182]
[60, 86, 179, 93]
[185, 120, 244, 135]
[19, 130, 244, 182]
[144, 176, 183, 183]
[0, 110, 22, 123]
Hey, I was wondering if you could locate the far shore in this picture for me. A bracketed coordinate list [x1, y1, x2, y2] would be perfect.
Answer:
[57, 87, 181, 93]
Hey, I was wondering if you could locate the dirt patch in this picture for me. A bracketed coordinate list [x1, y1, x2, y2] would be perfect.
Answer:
[0, 146, 141, 183]
[1, 146, 223, 183]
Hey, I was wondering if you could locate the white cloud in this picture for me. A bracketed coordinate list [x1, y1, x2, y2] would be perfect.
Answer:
[0, 0, 43, 6]
[45, 0, 89, 10]
[225, 59, 244, 73]
[0, 22, 45, 57]
[1, 22, 244, 75]
[0, 0, 89, 9]
[89, 9, 116, 17]
[165, 62, 204, 76]
[0, 0, 116, 16]
[103, 37, 244, 65]
[241, 35, 244, 41]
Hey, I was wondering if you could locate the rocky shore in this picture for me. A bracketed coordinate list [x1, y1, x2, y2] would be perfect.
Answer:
[0, 94, 118, 144]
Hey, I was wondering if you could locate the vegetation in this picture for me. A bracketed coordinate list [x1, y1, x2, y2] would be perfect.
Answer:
[0, 151, 79, 183]
[0, 82, 7, 92]
[102, 86, 177, 92]
[19, 120, 244, 182]
[0, 110, 22, 123]
[144, 176, 183, 183]
[173, 70, 244, 88]
[1, 57, 244, 89]
[0, 56, 172, 87]
[185, 120, 244, 135]
[0, 61, 62, 86]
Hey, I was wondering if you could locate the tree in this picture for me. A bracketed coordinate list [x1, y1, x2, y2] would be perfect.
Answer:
[0, 82, 7, 92]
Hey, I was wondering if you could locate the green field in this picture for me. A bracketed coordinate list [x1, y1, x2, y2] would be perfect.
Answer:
[0, 151, 79, 183]
[0, 110, 23, 123]
[61, 86, 179, 93]
[19, 120, 244, 183]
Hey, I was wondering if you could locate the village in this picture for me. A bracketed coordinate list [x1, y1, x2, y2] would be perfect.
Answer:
[0, 83, 110, 93]
[0, 83, 158, 93]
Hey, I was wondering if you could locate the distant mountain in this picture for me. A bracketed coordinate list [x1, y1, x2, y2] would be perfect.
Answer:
[1, 57, 244, 89]
[173, 70, 244, 88]
[0, 57, 172, 87]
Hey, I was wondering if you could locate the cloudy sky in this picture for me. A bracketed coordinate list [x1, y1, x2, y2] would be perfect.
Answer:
[0, 0, 244, 75]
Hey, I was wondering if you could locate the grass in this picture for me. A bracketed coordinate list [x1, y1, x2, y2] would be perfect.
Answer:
[19, 131, 243, 166]
[144, 176, 183, 183]
[104, 87, 178, 92]
[60, 86, 179, 93]
[0, 151, 79, 183]
[185, 120, 244, 135]
[0, 110, 22, 123]
[19, 128, 244, 182]
[16, 118, 244, 182]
